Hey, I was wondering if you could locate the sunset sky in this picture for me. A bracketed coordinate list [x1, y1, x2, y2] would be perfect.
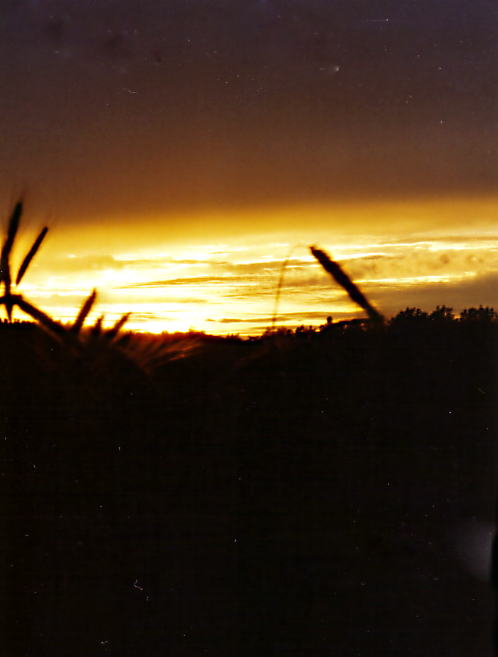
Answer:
[1, 1, 497, 334]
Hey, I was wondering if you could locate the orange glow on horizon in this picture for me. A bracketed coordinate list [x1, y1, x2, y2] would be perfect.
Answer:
[3, 196, 498, 336]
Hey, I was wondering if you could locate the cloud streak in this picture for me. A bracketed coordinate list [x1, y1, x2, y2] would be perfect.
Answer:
[12, 226, 498, 335]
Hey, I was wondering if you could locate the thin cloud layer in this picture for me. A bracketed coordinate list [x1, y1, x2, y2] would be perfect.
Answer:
[11, 225, 498, 335]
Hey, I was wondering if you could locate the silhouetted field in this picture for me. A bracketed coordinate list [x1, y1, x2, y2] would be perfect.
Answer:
[1, 310, 497, 656]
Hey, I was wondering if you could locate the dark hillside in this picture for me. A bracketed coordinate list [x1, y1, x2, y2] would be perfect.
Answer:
[1, 316, 497, 656]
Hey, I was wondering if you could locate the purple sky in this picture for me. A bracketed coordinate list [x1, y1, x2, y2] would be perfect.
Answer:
[0, 0, 496, 225]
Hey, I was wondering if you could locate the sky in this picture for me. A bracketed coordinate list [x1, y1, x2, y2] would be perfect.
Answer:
[0, 1, 497, 334]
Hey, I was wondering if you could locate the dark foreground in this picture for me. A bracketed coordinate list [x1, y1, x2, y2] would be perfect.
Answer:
[1, 317, 497, 656]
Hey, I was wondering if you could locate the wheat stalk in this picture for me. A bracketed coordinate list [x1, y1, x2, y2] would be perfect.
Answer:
[70, 289, 97, 334]
[0, 200, 203, 381]
[14, 295, 65, 335]
[16, 226, 48, 286]
[105, 313, 131, 342]
[0, 202, 22, 320]
[0, 201, 131, 342]
[311, 246, 383, 322]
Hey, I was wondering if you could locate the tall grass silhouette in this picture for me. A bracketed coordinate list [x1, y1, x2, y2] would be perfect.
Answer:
[271, 244, 383, 333]
[0, 200, 143, 344]
[0, 201, 44, 321]
[311, 245, 384, 322]
[0, 199, 198, 374]
[271, 243, 308, 331]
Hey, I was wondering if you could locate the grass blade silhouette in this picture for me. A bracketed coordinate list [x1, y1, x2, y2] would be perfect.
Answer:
[272, 255, 291, 331]
[71, 289, 97, 334]
[271, 243, 307, 331]
[105, 313, 131, 341]
[311, 246, 383, 322]
[91, 315, 104, 337]
[0, 202, 22, 285]
[14, 295, 65, 334]
[16, 226, 48, 286]
[1, 202, 23, 320]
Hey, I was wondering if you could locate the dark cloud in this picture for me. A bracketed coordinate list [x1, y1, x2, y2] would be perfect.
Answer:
[223, 282, 342, 302]
[211, 258, 307, 274]
[0, 1, 496, 222]
[367, 269, 498, 318]
[208, 310, 334, 325]
[117, 258, 312, 288]
[117, 311, 167, 321]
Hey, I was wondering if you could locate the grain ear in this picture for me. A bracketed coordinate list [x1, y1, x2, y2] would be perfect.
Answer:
[16, 226, 48, 286]
[105, 313, 131, 342]
[311, 246, 383, 322]
[15, 295, 65, 335]
[1, 202, 22, 274]
[0, 201, 23, 320]
[71, 289, 97, 334]
[91, 315, 104, 337]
